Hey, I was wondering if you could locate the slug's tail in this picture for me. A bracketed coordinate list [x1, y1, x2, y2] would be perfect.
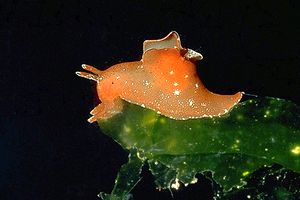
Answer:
[75, 64, 103, 82]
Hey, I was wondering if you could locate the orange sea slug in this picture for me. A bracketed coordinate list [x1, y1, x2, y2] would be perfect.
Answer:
[76, 31, 243, 123]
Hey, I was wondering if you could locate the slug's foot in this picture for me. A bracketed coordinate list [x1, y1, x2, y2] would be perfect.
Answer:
[88, 100, 123, 123]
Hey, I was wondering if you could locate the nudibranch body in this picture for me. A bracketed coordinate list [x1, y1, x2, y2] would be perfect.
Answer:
[76, 31, 243, 123]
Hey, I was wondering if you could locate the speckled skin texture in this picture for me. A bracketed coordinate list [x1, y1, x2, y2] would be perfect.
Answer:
[77, 32, 242, 123]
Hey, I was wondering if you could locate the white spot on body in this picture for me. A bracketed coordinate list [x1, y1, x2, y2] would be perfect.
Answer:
[173, 82, 179, 86]
[143, 80, 150, 86]
[169, 70, 174, 75]
[173, 90, 181, 96]
[189, 99, 194, 106]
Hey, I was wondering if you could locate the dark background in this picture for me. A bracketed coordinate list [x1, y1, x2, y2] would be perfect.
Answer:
[1, 0, 299, 199]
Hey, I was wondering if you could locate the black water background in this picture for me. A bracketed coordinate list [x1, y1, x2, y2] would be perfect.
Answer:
[0, 1, 299, 199]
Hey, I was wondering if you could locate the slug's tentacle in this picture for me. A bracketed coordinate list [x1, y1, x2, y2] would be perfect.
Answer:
[75, 64, 103, 82]
[75, 71, 99, 81]
[81, 64, 102, 75]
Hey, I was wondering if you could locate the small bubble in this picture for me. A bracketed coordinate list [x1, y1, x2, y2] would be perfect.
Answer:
[123, 125, 131, 133]
[242, 171, 250, 176]
[270, 137, 276, 143]
[159, 118, 166, 124]
[236, 114, 243, 120]
[291, 146, 300, 155]
[190, 177, 198, 184]
[171, 178, 180, 190]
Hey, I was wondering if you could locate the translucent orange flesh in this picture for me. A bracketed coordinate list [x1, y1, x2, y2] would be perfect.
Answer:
[93, 48, 242, 121]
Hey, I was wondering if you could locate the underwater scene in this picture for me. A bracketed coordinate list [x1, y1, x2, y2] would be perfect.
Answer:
[1, 1, 299, 199]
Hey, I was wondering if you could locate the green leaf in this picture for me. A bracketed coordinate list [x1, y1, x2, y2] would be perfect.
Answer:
[98, 97, 300, 199]
[99, 149, 143, 200]
[223, 164, 300, 199]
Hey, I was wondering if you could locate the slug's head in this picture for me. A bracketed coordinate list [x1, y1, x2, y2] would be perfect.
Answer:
[76, 64, 126, 101]
[143, 31, 203, 62]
